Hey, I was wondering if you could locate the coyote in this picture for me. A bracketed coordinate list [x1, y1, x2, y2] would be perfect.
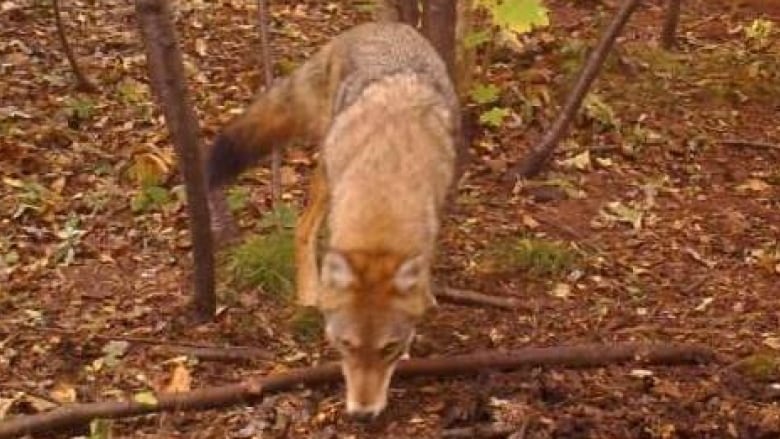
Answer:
[207, 22, 461, 419]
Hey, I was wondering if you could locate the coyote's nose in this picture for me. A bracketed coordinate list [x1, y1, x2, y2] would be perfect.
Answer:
[347, 409, 378, 423]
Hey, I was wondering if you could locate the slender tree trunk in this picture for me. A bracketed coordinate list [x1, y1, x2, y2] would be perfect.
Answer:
[135, 0, 215, 321]
[52, 0, 97, 92]
[661, 0, 682, 50]
[422, 0, 456, 78]
[454, 0, 475, 98]
[256, 0, 282, 204]
[506, 0, 642, 180]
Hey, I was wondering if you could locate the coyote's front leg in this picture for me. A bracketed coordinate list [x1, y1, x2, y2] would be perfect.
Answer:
[295, 164, 329, 307]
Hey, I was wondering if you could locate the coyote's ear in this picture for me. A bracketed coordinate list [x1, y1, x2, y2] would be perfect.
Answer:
[321, 250, 354, 290]
[394, 255, 425, 293]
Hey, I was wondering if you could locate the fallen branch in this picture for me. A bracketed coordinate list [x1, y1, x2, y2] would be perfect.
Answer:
[22, 327, 271, 361]
[151, 345, 273, 363]
[721, 139, 780, 152]
[53, 0, 98, 92]
[0, 342, 713, 438]
[506, 0, 641, 180]
[435, 287, 527, 311]
[442, 423, 518, 438]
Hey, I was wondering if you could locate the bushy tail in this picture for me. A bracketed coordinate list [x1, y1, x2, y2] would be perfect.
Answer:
[206, 48, 339, 189]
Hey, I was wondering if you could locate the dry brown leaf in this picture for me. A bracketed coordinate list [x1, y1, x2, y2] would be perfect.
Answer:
[164, 363, 192, 393]
[50, 382, 77, 404]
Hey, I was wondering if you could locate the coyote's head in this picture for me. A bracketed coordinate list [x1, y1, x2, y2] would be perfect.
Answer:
[317, 249, 436, 420]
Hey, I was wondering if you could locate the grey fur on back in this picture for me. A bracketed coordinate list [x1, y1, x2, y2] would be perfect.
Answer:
[331, 22, 458, 117]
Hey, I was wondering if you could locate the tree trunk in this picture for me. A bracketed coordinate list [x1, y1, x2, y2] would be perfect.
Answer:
[135, 0, 216, 321]
[661, 0, 682, 50]
[422, 0, 456, 78]
[52, 0, 97, 92]
[506, 0, 642, 180]
[454, 0, 475, 98]
[256, 0, 282, 204]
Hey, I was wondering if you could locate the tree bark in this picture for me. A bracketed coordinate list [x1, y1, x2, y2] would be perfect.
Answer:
[256, 0, 282, 204]
[661, 0, 682, 50]
[422, 0, 457, 78]
[454, 0, 475, 98]
[135, 0, 216, 321]
[506, 0, 642, 181]
[52, 0, 98, 92]
[0, 342, 714, 438]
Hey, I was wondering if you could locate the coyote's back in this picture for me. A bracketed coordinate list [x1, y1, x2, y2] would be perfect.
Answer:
[206, 22, 461, 420]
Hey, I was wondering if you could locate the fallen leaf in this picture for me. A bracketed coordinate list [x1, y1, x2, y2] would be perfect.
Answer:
[601, 201, 643, 230]
[50, 383, 77, 404]
[22, 394, 57, 412]
[550, 283, 572, 299]
[694, 297, 714, 312]
[0, 394, 21, 420]
[195, 38, 208, 57]
[558, 150, 591, 171]
[736, 178, 770, 192]
[764, 337, 780, 350]
[629, 369, 654, 378]
[164, 363, 192, 393]
[522, 214, 539, 229]
[90, 418, 112, 439]
[133, 391, 158, 407]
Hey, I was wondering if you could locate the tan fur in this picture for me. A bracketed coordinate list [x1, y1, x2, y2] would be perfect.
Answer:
[207, 22, 461, 418]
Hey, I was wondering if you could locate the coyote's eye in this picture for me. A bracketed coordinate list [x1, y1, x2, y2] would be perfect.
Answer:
[380, 341, 403, 360]
[336, 337, 358, 352]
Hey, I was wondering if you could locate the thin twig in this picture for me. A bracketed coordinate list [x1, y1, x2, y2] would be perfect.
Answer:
[507, 0, 641, 180]
[256, 0, 282, 204]
[23, 327, 268, 356]
[0, 342, 714, 438]
[52, 0, 98, 92]
[436, 287, 527, 311]
[151, 345, 273, 363]
[442, 423, 516, 438]
[721, 139, 780, 151]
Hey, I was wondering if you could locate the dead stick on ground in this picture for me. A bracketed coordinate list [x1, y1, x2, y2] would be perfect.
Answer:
[506, 0, 641, 180]
[442, 423, 517, 438]
[151, 345, 273, 363]
[0, 342, 713, 438]
[23, 328, 271, 360]
[721, 139, 780, 151]
[52, 0, 98, 92]
[435, 287, 527, 311]
[256, 0, 282, 204]
[135, 0, 216, 321]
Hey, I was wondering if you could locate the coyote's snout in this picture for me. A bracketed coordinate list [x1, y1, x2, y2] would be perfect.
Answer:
[319, 250, 431, 417]
[206, 22, 461, 417]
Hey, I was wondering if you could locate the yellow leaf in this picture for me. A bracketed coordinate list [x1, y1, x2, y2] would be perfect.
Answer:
[127, 153, 170, 187]
[133, 391, 158, 407]
[164, 363, 192, 394]
[736, 178, 770, 192]
[50, 383, 77, 403]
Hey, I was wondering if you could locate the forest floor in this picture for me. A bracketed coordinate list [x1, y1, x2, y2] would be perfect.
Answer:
[1, 0, 780, 437]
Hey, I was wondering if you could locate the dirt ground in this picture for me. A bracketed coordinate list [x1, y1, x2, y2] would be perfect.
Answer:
[1, 0, 779, 438]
